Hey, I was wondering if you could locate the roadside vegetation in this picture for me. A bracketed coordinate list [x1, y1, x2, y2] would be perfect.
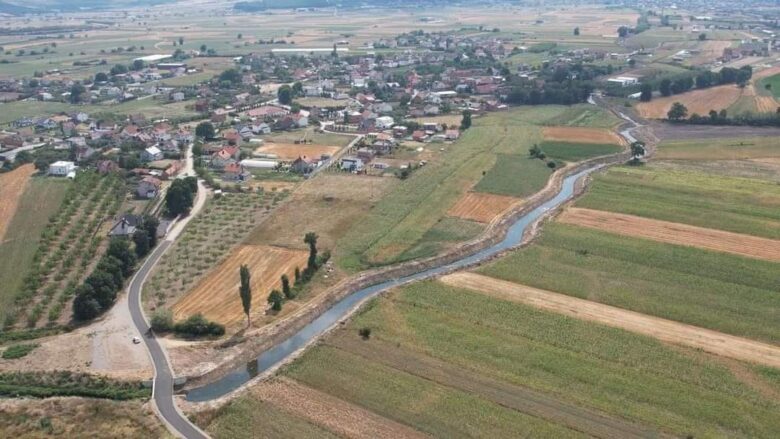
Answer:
[1, 343, 39, 359]
[0, 371, 150, 400]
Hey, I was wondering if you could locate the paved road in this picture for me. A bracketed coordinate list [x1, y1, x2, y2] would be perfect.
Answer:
[127, 181, 210, 439]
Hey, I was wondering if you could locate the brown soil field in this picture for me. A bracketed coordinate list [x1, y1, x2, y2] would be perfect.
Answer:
[0, 164, 34, 241]
[328, 333, 657, 439]
[447, 192, 520, 223]
[636, 84, 744, 119]
[255, 143, 341, 161]
[689, 40, 733, 65]
[558, 208, 780, 261]
[542, 126, 625, 145]
[409, 114, 465, 127]
[252, 377, 429, 439]
[173, 245, 309, 326]
[440, 272, 780, 368]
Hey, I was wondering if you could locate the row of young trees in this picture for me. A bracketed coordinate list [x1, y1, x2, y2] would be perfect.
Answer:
[666, 101, 780, 127]
[640, 66, 753, 102]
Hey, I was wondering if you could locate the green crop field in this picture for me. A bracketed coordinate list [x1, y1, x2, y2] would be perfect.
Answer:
[251, 281, 780, 438]
[757, 73, 780, 98]
[541, 104, 622, 128]
[656, 136, 780, 160]
[540, 141, 623, 161]
[576, 165, 780, 239]
[0, 178, 68, 322]
[472, 154, 552, 197]
[395, 217, 484, 262]
[479, 223, 780, 343]
[335, 107, 566, 271]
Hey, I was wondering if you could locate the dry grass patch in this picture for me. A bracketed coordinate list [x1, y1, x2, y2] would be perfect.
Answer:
[173, 245, 308, 327]
[636, 84, 744, 119]
[255, 143, 341, 161]
[0, 164, 34, 241]
[447, 191, 520, 223]
[559, 207, 780, 262]
[542, 126, 624, 145]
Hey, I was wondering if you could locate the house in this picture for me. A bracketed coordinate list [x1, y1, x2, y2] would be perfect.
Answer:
[251, 122, 271, 134]
[247, 105, 288, 120]
[97, 160, 119, 174]
[48, 161, 76, 176]
[290, 156, 316, 174]
[108, 214, 141, 237]
[0, 135, 24, 149]
[340, 156, 364, 172]
[375, 116, 394, 129]
[137, 176, 162, 199]
[222, 128, 241, 145]
[141, 146, 164, 162]
[607, 76, 639, 87]
[222, 162, 251, 182]
[412, 130, 428, 142]
[444, 129, 460, 140]
[210, 146, 240, 169]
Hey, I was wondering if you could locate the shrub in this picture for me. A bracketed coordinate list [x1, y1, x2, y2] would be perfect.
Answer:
[150, 309, 173, 332]
[2, 343, 39, 359]
[358, 327, 372, 340]
[173, 314, 225, 337]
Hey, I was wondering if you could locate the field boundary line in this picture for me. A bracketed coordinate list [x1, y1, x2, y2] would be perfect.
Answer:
[439, 272, 780, 368]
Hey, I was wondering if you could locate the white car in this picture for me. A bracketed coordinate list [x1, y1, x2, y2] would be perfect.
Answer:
[132, 337, 141, 344]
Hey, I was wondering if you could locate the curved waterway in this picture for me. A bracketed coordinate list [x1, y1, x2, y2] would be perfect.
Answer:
[186, 164, 603, 402]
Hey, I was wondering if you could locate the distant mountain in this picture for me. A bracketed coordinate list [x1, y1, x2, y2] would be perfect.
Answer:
[0, 1, 37, 15]
[1, 0, 174, 12]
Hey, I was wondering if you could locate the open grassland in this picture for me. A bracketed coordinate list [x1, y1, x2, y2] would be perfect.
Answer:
[442, 272, 780, 368]
[0, 177, 68, 325]
[651, 158, 780, 183]
[576, 165, 780, 239]
[446, 191, 519, 223]
[473, 154, 552, 197]
[636, 84, 744, 119]
[173, 245, 308, 327]
[541, 105, 622, 128]
[756, 72, 780, 98]
[559, 207, 780, 262]
[540, 141, 623, 162]
[336, 107, 566, 271]
[0, 397, 167, 438]
[478, 223, 780, 344]
[268, 281, 780, 438]
[656, 136, 780, 160]
[0, 164, 35, 240]
[0, 98, 198, 126]
[394, 217, 485, 263]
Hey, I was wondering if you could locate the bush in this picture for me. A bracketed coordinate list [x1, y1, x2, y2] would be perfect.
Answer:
[150, 309, 173, 332]
[173, 314, 225, 337]
[358, 327, 372, 340]
[2, 343, 39, 359]
[0, 371, 149, 400]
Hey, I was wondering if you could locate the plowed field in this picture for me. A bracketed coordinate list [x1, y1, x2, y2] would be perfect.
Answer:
[542, 126, 625, 145]
[440, 272, 780, 368]
[558, 208, 780, 261]
[255, 143, 341, 160]
[173, 245, 308, 326]
[636, 84, 743, 119]
[0, 164, 34, 241]
[447, 192, 520, 223]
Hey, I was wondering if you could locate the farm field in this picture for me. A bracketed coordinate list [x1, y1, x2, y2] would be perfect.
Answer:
[145, 187, 289, 317]
[541, 126, 625, 145]
[0, 164, 35, 240]
[650, 158, 780, 183]
[540, 141, 623, 162]
[254, 143, 341, 161]
[335, 106, 567, 270]
[173, 245, 308, 327]
[478, 223, 780, 343]
[635, 84, 744, 119]
[540, 105, 622, 128]
[441, 272, 780, 368]
[206, 280, 780, 438]
[576, 165, 780, 239]
[656, 135, 780, 160]
[558, 207, 780, 261]
[757, 73, 780, 98]
[0, 177, 69, 325]
[447, 192, 519, 223]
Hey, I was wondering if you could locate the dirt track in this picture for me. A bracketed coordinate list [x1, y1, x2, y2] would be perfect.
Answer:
[253, 377, 429, 439]
[329, 333, 661, 439]
[447, 192, 520, 223]
[559, 208, 780, 261]
[542, 126, 625, 145]
[0, 164, 34, 241]
[440, 272, 780, 369]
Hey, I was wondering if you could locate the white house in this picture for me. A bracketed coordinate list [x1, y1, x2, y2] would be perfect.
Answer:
[607, 76, 639, 87]
[375, 116, 395, 129]
[141, 146, 163, 162]
[49, 161, 76, 176]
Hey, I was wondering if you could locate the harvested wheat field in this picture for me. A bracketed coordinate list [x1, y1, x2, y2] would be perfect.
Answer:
[0, 164, 34, 241]
[173, 245, 308, 326]
[558, 207, 780, 261]
[636, 84, 744, 119]
[255, 143, 341, 160]
[440, 272, 780, 368]
[542, 126, 625, 145]
[744, 85, 779, 113]
[447, 192, 520, 223]
[251, 377, 428, 439]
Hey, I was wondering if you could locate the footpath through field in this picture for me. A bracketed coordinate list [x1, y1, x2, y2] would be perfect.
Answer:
[440, 272, 780, 368]
[558, 207, 780, 262]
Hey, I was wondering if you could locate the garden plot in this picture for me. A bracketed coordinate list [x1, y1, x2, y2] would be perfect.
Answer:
[173, 245, 308, 327]
[447, 192, 520, 223]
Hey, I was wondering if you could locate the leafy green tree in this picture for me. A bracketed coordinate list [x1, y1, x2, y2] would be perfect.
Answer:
[460, 110, 472, 130]
[133, 229, 150, 257]
[107, 238, 136, 277]
[294, 267, 301, 283]
[165, 179, 195, 217]
[219, 68, 241, 84]
[69, 83, 86, 103]
[292, 81, 303, 97]
[304, 232, 318, 271]
[239, 264, 252, 327]
[277, 85, 293, 105]
[195, 121, 215, 139]
[698, 32, 707, 41]
[281, 274, 293, 299]
[94, 72, 108, 82]
[659, 78, 672, 97]
[667, 102, 688, 121]
[573, 27, 580, 36]
[267, 290, 283, 312]
[639, 83, 652, 102]
[73, 286, 101, 320]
